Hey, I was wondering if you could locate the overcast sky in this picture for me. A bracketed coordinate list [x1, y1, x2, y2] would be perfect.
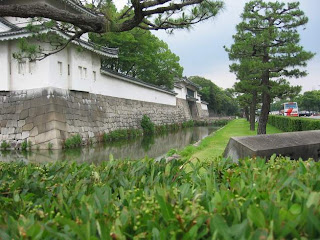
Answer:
[114, 0, 320, 92]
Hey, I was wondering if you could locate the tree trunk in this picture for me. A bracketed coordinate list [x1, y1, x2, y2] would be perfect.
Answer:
[249, 91, 257, 131]
[258, 70, 271, 135]
[244, 106, 249, 121]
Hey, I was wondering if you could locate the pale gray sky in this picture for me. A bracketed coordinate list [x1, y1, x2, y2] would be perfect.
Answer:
[114, 0, 320, 92]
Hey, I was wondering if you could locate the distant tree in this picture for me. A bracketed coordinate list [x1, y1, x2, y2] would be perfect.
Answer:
[234, 80, 260, 131]
[189, 76, 239, 116]
[91, 28, 183, 88]
[236, 93, 252, 121]
[299, 90, 320, 112]
[226, 0, 314, 134]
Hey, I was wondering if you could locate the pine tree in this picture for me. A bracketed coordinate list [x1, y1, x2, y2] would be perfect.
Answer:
[226, 0, 314, 134]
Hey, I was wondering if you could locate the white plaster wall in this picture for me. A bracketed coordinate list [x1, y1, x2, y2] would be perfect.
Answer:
[174, 87, 183, 99]
[0, 42, 10, 91]
[5, 39, 176, 105]
[69, 46, 95, 92]
[201, 103, 208, 110]
[67, 46, 176, 105]
[93, 72, 176, 106]
[48, 46, 69, 89]
[174, 86, 187, 99]
[9, 40, 51, 90]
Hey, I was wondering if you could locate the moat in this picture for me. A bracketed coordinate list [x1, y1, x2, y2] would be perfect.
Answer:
[0, 126, 217, 163]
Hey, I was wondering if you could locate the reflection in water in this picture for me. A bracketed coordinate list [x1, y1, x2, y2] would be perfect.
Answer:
[0, 126, 217, 164]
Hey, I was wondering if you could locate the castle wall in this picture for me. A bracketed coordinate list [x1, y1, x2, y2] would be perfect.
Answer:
[197, 102, 209, 118]
[1, 41, 177, 106]
[0, 88, 192, 149]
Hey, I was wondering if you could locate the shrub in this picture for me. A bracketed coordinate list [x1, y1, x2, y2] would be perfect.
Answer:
[268, 115, 320, 132]
[194, 120, 209, 126]
[103, 129, 143, 142]
[141, 115, 155, 135]
[64, 134, 82, 149]
[212, 119, 230, 126]
[1, 157, 320, 239]
[21, 140, 28, 151]
[0, 141, 10, 150]
[48, 142, 53, 150]
[182, 120, 194, 128]
[28, 141, 32, 151]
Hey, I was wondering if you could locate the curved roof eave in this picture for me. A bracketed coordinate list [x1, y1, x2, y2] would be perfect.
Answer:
[0, 28, 118, 58]
[59, 0, 100, 17]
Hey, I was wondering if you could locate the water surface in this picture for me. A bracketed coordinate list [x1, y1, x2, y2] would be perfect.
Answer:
[0, 126, 217, 164]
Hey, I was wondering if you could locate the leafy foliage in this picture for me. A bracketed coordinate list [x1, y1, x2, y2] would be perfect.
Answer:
[268, 115, 320, 132]
[297, 90, 320, 112]
[91, 28, 183, 89]
[21, 140, 28, 151]
[103, 129, 143, 142]
[211, 119, 230, 127]
[0, 141, 10, 151]
[3, 0, 224, 59]
[63, 134, 82, 149]
[141, 115, 155, 135]
[1, 157, 320, 239]
[189, 76, 239, 116]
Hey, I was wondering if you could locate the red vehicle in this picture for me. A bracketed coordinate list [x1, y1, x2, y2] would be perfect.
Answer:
[283, 102, 299, 117]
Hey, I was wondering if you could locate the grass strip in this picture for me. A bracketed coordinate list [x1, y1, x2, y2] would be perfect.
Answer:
[179, 118, 283, 162]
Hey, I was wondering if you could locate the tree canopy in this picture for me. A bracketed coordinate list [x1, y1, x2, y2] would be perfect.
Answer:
[226, 0, 314, 134]
[189, 76, 239, 116]
[0, 0, 224, 57]
[298, 90, 320, 112]
[90, 28, 183, 89]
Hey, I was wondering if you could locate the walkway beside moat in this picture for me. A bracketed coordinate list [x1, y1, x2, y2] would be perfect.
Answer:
[178, 119, 283, 162]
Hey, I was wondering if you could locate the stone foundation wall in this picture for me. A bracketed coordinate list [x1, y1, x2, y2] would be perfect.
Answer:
[196, 103, 209, 119]
[0, 88, 192, 149]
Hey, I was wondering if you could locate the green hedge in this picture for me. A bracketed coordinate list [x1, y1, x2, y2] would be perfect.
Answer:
[1, 157, 320, 239]
[268, 115, 320, 132]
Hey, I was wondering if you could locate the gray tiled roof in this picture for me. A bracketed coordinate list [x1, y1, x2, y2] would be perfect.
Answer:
[57, 0, 100, 16]
[175, 77, 201, 90]
[0, 27, 118, 58]
[0, 17, 20, 30]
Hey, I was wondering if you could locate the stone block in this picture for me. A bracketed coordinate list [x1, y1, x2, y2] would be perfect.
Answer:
[8, 128, 15, 135]
[19, 109, 29, 120]
[45, 104, 56, 113]
[23, 100, 31, 109]
[1, 128, 8, 135]
[0, 120, 7, 128]
[7, 120, 18, 127]
[34, 129, 60, 144]
[30, 127, 39, 137]
[223, 130, 320, 162]
[15, 133, 22, 140]
[29, 108, 37, 117]
[33, 115, 44, 126]
[18, 120, 26, 128]
[37, 124, 47, 134]
[22, 123, 34, 131]
[21, 131, 30, 140]
[16, 104, 24, 113]
[30, 99, 41, 108]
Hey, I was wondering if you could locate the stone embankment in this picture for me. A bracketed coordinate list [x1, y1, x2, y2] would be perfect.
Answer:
[0, 88, 208, 149]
